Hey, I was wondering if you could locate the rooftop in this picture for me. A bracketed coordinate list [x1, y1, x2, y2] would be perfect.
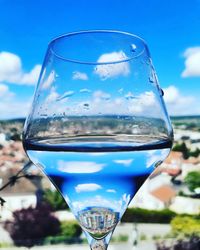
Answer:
[151, 185, 176, 203]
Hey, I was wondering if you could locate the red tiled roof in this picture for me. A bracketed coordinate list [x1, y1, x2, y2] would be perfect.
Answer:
[150, 185, 176, 203]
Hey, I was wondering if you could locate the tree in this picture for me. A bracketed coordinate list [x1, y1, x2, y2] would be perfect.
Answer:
[44, 221, 82, 245]
[4, 203, 60, 248]
[184, 171, 200, 193]
[189, 148, 200, 158]
[171, 216, 200, 237]
[60, 221, 82, 239]
[42, 189, 69, 211]
[173, 142, 189, 159]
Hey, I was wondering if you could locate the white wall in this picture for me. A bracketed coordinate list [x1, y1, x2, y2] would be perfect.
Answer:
[0, 193, 36, 221]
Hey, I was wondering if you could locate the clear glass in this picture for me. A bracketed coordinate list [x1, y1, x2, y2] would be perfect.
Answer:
[23, 30, 173, 250]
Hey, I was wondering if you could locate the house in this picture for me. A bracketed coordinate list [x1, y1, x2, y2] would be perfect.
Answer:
[150, 185, 176, 207]
[129, 174, 176, 210]
[129, 181, 167, 210]
[0, 193, 37, 221]
[129, 150, 183, 210]
[0, 133, 7, 145]
[170, 196, 200, 214]
[0, 164, 51, 221]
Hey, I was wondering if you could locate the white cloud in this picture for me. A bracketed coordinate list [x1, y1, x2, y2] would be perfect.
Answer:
[0, 51, 41, 85]
[94, 51, 130, 80]
[106, 189, 116, 193]
[42, 70, 55, 89]
[74, 90, 158, 116]
[20, 64, 41, 85]
[163, 85, 196, 115]
[115, 97, 123, 105]
[0, 83, 14, 99]
[114, 159, 133, 166]
[81, 87, 198, 116]
[0, 100, 31, 119]
[40, 84, 200, 117]
[127, 91, 158, 115]
[181, 47, 200, 77]
[72, 71, 88, 80]
[45, 87, 75, 104]
[163, 85, 179, 104]
[93, 90, 111, 101]
[58, 161, 105, 173]
[124, 91, 135, 99]
[56, 90, 75, 101]
[0, 52, 21, 82]
[45, 87, 59, 102]
[0, 83, 31, 119]
[75, 183, 102, 193]
[79, 88, 91, 93]
[139, 92, 156, 106]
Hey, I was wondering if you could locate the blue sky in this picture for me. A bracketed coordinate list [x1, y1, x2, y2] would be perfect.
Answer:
[0, 0, 200, 118]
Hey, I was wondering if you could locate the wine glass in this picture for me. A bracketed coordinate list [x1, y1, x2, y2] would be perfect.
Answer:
[23, 30, 173, 250]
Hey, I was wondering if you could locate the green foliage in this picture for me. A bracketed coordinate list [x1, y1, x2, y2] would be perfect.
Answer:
[42, 189, 69, 211]
[43, 235, 68, 245]
[111, 234, 129, 242]
[140, 233, 147, 241]
[172, 142, 189, 159]
[184, 171, 200, 192]
[10, 133, 21, 141]
[121, 208, 176, 224]
[171, 216, 200, 237]
[152, 234, 161, 240]
[172, 142, 200, 159]
[0, 242, 12, 248]
[117, 234, 129, 242]
[60, 220, 82, 238]
[189, 148, 200, 158]
[178, 190, 187, 197]
[43, 235, 82, 245]
[44, 221, 82, 245]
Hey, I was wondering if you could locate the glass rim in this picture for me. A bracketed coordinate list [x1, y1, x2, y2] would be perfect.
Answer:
[49, 30, 148, 65]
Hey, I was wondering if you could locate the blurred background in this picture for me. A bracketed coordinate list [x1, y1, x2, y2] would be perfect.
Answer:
[0, 0, 200, 249]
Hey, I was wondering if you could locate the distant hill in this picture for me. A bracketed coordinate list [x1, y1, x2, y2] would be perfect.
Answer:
[1, 115, 200, 125]
[171, 115, 200, 120]
[0, 118, 25, 124]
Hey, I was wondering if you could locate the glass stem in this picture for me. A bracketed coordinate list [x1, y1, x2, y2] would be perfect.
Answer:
[85, 230, 113, 250]
[90, 238, 108, 250]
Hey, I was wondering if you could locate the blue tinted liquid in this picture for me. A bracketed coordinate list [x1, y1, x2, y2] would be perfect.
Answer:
[26, 140, 170, 238]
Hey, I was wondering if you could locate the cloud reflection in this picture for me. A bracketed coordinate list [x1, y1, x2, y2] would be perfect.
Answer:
[75, 183, 102, 193]
[58, 161, 105, 173]
[94, 51, 130, 80]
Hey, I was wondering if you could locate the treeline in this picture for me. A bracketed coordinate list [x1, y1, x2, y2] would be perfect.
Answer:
[173, 142, 200, 159]
[121, 207, 200, 224]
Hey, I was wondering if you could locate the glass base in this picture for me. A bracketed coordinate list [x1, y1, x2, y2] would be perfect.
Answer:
[85, 230, 113, 250]
[90, 239, 108, 250]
